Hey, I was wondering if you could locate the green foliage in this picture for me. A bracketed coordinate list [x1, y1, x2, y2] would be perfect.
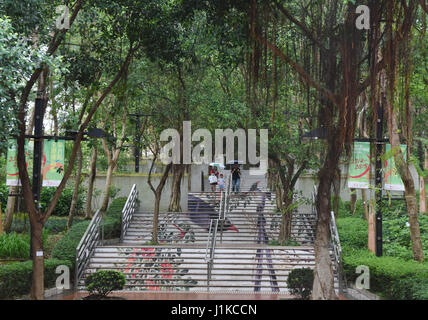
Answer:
[286, 268, 314, 300]
[342, 248, 428, 299]
[0, 258, 72, 299]
[9, 217, 85, 234]
[0, 231, 48, 259]
[103, 197, 127, 239]
[0, 232, 30, 259]
[383, 214, 428, 260]
[52, 197, 126, 268]
[337, 218, 368, 249]
[52, 221, 90, 269]
[84, 270, 126, 297]
[0, 182, 8, 212]
[336, 198, 365, 219]
[40, 187, 84, 217]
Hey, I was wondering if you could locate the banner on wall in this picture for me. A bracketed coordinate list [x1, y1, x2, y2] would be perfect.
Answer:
[42, 140, 65, 187]
[348, 141, 371, 189]
[6, 139, 64, 187]
[384, 144, 406, 191]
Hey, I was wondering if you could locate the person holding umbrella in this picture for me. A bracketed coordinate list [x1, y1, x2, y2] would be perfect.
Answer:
[231, 163, 241, 192]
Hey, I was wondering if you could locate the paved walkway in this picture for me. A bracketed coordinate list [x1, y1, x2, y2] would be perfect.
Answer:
[59, 291, 294, 300]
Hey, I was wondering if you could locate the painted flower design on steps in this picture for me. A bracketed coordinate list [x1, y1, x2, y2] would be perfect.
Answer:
[115, 247, 198, 291]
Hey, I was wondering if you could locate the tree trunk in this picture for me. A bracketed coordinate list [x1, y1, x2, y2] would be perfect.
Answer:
[168, 164, 185, 212]
[312, 163, 337, 300]
[152, 192, 161, 243]
[350, 189, 357, 214]
[361, 189, 369, 221]
[332, 169, 341, 218]
[278, 195, 293, 244]
[4, 108, 37, 233]
[0, 201, 3, 234]
[420, 147, 427, 215]
[390, 117, 424, 262]
[85, 147, 98, 219]
[67, 146, 83, 230]
[30, 221, 44, 300]
[3, 186, 18, 233]
[100, 161, 115, 213]
[150, 163, 172, 244]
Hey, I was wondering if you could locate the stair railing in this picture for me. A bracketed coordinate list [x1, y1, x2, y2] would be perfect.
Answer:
[120, 184, 138, 242]
[219, 173, 232, 243]
[329, 210, 347, 294]
[75, 209, 103, 290]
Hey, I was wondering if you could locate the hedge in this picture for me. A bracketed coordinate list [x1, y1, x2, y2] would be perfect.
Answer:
[0, 259, 72, 299]
[52, 197, 127, 270]
[51, 220, 90, 270]
[337, 217, 368, 249]
[342, 247, 428, 300]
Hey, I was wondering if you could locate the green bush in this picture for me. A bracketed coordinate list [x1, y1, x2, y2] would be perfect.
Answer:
[0, 231, 48, 259]
[10, 217, 85, 234]
[85, 270, 126, 297]
[40, 187, 84, 217]
[342, 248, 428, 299]
[383, 214, 428, 260]
[51, 197, 126, 270]
[51, 220, 90, 269]
[337, 218, 368, 249]
[286, 268, 314, 300]
[0, 182, 8, 212]
[0, 258, 72, 299]
[103, 197, 127, 239]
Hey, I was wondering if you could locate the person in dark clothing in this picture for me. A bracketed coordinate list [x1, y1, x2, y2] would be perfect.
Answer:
[231, 164, 241, 192]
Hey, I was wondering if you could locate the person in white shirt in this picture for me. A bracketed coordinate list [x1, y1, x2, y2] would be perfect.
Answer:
[209, 172, 218, 192]
[218, 174, 225, 191]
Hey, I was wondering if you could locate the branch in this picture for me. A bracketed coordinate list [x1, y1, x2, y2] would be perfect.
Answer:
[420, 0, 428, 14]
[273, 1, 328, 54]
[43, 46, 136, 223]
[252, 31, 339, 106]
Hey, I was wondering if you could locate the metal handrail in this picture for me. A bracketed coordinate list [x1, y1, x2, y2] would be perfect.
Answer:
[120, 184, 138, 242]
[329, 210, 347, 294]
[219, 173, 232, 243]
[205, 174, 232, 290]
[75, 209, 103, 290]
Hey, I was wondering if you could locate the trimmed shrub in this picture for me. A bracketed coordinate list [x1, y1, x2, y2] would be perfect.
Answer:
[286, 268, 314, 300]
[85, 270, 126, 297]
[337, 218, 368, 249]
[52, 220, 90, 269]
[103, 197, 127, 239]
[44, 218, 84, 234]
[0, 258, 72, 299]
[51, 197, 126, 270]
[342, 248, 428, 299]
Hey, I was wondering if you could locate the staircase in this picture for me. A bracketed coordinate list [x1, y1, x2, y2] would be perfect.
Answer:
[80, 245, 316, 293]
[122, 192, 316, 246]
[77, 177, 341, 295]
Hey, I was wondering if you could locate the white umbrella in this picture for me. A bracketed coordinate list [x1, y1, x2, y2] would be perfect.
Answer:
[209, 162, 225, 168]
